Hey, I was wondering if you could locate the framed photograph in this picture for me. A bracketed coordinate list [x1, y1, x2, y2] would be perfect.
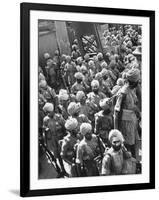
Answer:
[20, 2, 155, 197]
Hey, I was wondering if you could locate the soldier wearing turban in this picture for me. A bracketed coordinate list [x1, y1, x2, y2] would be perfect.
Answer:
[114, 68, 141, 158]
[75, 91, 89, 118]
[64, 55, 77, 87]
[71, 72, 85, 95]
[39, 79, 57, 108]
[86, 80, 106, 128]
[111, 78, 124, 95]
[60, 117, 80, 177]
[95, 98, 113, 145]
[76, 123, 105, 176]
[101, 129, 136, 176]
[67, 102, 90, 138]
[58, 89, 69, 120]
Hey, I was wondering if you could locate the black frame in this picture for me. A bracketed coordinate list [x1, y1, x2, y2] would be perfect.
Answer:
[20, 2, 155, 197]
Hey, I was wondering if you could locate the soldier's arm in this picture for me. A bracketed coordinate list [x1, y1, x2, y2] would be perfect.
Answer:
[114, 93, 123, 129]
[61, 141, 73, 165]
[101, 155, 111, 175]
[76, 145, 83, 165]
[94, 115, 101, 134]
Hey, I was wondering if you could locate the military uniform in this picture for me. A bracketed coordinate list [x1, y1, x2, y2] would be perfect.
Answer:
[95, 110, 113, 145]
[76, 134, 103, 176]
[114, 84, 140, 158]
[86, 91, 106, 127]
[71, 82, 85, 95]
[47, 113, 66, 158]
[65, 61, 77, 86]
[39, 86, 56, 103]
[101, 147, 136, 175]
[61, 133, 79, 177]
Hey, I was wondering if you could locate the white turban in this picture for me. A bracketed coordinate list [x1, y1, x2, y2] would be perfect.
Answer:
[80, 65, 87, 72]
[88, 60, 95, 67]
[74, 72, 84, 80]
[58, 89, 69, 101]
[101, 61, 108, 69]
[126, 68, 140, 82]
[108, 129, 124, 143]
[101, 68, 109, 77]
[95, 73, 102, 81]
[65, 118, 78, 131]
[43, 116, 50, 124]
[67, 102, 80, 116]
[91, 79, 99, 88]
[39, 80, 47, 88]
[97, 52, 103, 60]
[44, 53, 50, 59]
[43, 102, 54, 112]
[117, 78, 124, 86]
[80, 123, 92, 136]
[76, 91, 85, 102]
[99, 98, 110, 110]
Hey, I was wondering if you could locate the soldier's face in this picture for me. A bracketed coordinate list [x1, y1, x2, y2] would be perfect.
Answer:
[112, 137, 121, 151]
[85, 131, 92, 141]
[92, 85, 99, 93]
[77, 79, 82, 84]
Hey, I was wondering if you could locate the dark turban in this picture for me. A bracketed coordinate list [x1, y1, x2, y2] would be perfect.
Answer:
[126, 68, 140, 82]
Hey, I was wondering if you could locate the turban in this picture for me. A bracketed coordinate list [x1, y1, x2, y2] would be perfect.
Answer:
[84, 53, 90, 61]
[66, 55, 71, 62]
[76, 57, 83, 64]
[80, 123, 92, 136]
[132, 46, 142, 56]
[97, 52, 103, 60]
[43, 116, 50, 124]
[39, 80, 47, 88]
[101, 68, 109, 77]
[76, 91, 85, 101]
[80, 65, 87, 72]
[44, 53, 50, 59]
[101, 61, 108, 69]
[99, 98, 110, 110]
[58, 89, 69, 101]
[95, 73, 102, 81]
[108, 129, 124, 143]
[88, 60, 95, 66]
[117, 78, 124, 86]
[93, 55, 98, 62]
[65, 118, 78, 131]
[126, 68, 140, 82]
[74, 72, 84, 80]
[72, 44, 78, 50]
[61, 54, 66, 61]
[126, 40, 133, 48]
[67, 102, 80, 116]
[43, 102, 54, 112]
[91, 79, 99, 88]
[109, 60, 116, 69]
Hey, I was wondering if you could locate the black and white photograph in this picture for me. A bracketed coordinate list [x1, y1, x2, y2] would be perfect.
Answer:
[38, 20, 142, 179]
[20, 3, 155, 196]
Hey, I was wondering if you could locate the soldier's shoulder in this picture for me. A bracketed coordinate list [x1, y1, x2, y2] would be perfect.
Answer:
[117, 84, 128, 95]
[98, 91, 106, 98]
[78, 139, 86, 147]
[104, 147, 114, 157]
[54, 113, 63, 120]
[95, 110, 103, 118]
[63, 134, 71, 142]
[87, 92, 94, 98]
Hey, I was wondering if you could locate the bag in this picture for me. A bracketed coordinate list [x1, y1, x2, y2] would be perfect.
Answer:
[122, 157, 137, 174]
[121, 109, 136, 121]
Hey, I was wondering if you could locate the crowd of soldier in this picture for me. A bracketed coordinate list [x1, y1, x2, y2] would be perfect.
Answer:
[38, 24, 142, 178]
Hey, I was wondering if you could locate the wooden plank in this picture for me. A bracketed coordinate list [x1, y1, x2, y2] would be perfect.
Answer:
[55, 21, 71, 55]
